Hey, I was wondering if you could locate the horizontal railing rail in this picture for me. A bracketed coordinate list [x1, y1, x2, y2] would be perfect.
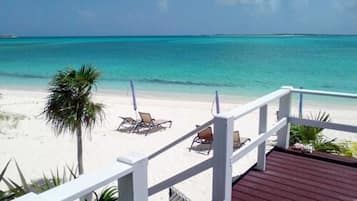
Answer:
[149, 119, 213, 160]
[14, 153, 149, 201]
[220, 87, 291, 120]
[148, 158, 213, 196]
[15, 162, 133, 201]
[231, 118, 287, 163]
[146, 119, 214, 196]
[289, 117, 357, 133]
[291, 88, 357, 99]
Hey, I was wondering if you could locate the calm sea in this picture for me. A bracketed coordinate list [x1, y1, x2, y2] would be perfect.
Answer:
[1, 35, 357, 97]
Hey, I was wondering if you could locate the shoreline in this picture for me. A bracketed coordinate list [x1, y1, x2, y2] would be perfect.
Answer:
[2, 85, 357, 109]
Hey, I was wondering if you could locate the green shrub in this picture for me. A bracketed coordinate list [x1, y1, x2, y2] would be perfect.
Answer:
[339, 141, 357, 158]
[94, 186, 118, 201]
[290, 111, 331, 145]
[313, 136, 342, 154]
[0, 160, 118, 201]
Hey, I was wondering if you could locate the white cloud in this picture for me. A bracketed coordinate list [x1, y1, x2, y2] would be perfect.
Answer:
[158, 0, 169, 12]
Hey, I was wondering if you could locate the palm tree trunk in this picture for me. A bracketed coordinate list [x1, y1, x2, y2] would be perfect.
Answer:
[76, 127, 84, 175]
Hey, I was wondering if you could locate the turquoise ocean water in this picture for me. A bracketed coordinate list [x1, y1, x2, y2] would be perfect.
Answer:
[1, 35, 357, 98]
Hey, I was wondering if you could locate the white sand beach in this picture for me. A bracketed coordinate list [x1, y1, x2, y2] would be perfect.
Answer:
[1, 88, 357, 201]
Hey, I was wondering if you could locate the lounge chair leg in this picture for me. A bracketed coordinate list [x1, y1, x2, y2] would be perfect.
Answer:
[132, 124, 140, 133]
[145, 125, 152, 136]
[207, 143, 212, 155]
[117, 122, 124, 131]
[189, 141, 195, 152]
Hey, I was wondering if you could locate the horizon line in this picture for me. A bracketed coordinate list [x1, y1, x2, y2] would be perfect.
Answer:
[2, 33, 357, 38]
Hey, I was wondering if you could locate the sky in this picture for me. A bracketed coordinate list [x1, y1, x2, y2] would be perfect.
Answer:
[0, 0, 357, 36]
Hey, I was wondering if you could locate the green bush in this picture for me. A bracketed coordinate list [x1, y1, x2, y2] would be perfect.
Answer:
[313, 136, 342, 154]
[290, 111, 331, 145]
[0, 160, 118, 201]
[339, 141, 357, 157]
[290, 112, 343, 154]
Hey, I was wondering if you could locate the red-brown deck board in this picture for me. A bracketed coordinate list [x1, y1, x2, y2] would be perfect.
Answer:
[232, 150, 357, 201]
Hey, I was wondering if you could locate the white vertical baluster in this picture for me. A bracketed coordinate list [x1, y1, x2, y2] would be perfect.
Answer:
[256, 105, 267, 171]
[212, 116, 234, 201]
[117, 153, 148, 201]
[277, 86, 292, 149]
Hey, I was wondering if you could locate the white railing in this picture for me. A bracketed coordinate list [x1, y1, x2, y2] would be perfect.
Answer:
[231, 118, 287, 163]
[291, 88, 357, 99]
[148, 119, 214, 160]
[210, 86, 292, 201]
[222, 87, 291, 120]
[14, 86, 357, 201]
[217, 86, 357, 201]
[148, 158, 213, 196]
[14, 153, 148, 201]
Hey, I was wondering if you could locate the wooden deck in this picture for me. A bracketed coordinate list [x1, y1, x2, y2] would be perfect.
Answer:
[232, 149, 357, 201]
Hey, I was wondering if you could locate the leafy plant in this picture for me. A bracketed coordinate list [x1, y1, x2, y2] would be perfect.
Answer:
[94, 186, 118, 201]
[0, 160, 78, 201]
[1, 160, 120, 201]
[339, 141, 357, 157]
[0, 160, 14, 201]
[313, 136, 342, 154]
[31, 165, 77, 193]
[290, 111, 331, 145]
[43, 65, 104, 175]
[289, 111, 346, 154]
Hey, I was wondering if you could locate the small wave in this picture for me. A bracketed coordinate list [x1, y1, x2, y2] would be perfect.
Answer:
[0, 72, 234, 88]
[0, 71, 49, 79]
[139, 78, 234, 87]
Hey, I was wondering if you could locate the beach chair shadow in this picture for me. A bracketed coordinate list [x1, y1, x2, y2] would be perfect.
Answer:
[188, 144, 213, 155]
[133, 126, 167, 135]
[116, 116, 138, 133]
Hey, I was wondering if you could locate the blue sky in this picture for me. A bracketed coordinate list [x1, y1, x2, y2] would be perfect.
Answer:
[1, 0, 357, 36]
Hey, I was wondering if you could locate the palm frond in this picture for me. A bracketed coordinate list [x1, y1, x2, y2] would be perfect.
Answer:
[290, 111, 331, 145]
[43, 65, 104, 135]
[0, 160, 11, 183]
[95, 186, 118, 201]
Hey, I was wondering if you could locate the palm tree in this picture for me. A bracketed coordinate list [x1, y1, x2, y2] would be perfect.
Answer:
[44, 65, 104, 175]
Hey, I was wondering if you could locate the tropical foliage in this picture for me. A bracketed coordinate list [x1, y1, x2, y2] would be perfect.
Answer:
[290, 111, 331, 145]
[313, 135, 342, 154]
[290, 111, 357, 156]
[339, 141, 357, 157]
[290, 112, 335, 153]
[43, 65, 104, 175]
[0, 159, 77, 200]
[94, 186, 118, 201]
[0, 160, 118, 201]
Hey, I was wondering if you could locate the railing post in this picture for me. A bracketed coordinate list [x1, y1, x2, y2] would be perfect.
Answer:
[117, 153, 148, 201]
[212, 116, 234, 201]
[256, 105, 267, 171]
[277, 86, 292, 149]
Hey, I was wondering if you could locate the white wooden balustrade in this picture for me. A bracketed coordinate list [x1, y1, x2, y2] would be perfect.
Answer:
[13, 86, 357, 201]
